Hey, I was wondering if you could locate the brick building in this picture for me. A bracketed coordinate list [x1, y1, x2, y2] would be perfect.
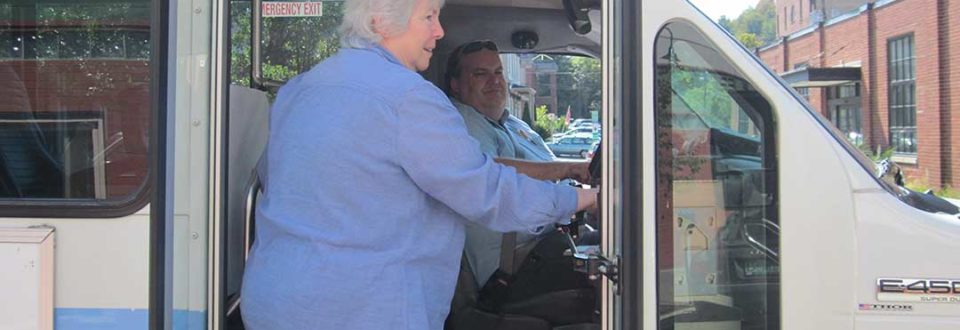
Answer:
[759, 0, 959, 188]
[776, 0, 865, 37]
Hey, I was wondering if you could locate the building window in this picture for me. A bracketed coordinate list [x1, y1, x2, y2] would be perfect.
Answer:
[795, 87, 810, 99]
[536, 73, 553, 97]
[783, 7, 788, 31]
[791, 5, 796, 23]
[887, 35, 916, 154]
[828, 83, 862, 141]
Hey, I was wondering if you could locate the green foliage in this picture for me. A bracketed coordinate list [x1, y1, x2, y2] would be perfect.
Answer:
[736, 32, 763, 49]
[857, 141, 959, 199]
[532, 105, 567, 140]
[905, 180, 960, 199]
[262, 63, 298, 82]
[855, 142, 894, 162]
[941, 186, 960, 199]
[554, 56, 602, 119]
[230, 1, 343, 86]
[231, 1, 252, 86]
[718, 0, 777, 48]
[671, 69, 735, 128]
[35, 3, 150, 22]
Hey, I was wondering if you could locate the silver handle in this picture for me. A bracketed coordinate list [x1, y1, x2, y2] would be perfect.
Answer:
[243, 175, 262, 261]
[743, 219, 779, 261]
[250, 0, 283, 90]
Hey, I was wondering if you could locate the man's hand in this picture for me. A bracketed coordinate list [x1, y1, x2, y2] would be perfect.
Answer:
[565, 161, 592, 183]
[495, 157, 592, 182]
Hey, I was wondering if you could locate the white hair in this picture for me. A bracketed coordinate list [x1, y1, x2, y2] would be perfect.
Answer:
[339, 0, 445, 48]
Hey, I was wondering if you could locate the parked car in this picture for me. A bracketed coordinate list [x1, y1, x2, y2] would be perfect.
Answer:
[551, 127, 596, 141]
[547, 133, 599, 158]
[570, 118, 590, 127]
[572, 122, 597, 130]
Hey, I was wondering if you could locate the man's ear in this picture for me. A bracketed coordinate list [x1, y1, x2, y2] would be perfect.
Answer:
[449, 78, 461, 97]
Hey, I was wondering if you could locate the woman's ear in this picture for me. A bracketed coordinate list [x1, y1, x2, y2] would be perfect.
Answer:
[371, 16, 389, 38]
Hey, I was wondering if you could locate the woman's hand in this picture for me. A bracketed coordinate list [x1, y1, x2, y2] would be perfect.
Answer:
[576, 188, 600, 214]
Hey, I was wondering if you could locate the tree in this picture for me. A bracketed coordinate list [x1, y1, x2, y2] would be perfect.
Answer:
[230, 1, 343, 85]
[719, 0, 777, 48]
[736, 32, 763, 49]
[555, 55, 601, 119]
[532, 105, 567, 140]
[718, 16, 733, 31]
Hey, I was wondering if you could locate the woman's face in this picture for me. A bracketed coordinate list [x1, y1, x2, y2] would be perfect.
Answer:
[379, 0, 445, 72]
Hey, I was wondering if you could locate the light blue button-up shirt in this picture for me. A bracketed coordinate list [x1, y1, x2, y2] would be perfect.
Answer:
[452, 101, 563, 284]
[240, 45, 578, 330]
[504, 115, 557, 162]
[452, 99, 520, 159]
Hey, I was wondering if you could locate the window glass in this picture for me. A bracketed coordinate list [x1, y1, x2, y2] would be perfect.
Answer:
[888, 35, 916, 155]
[0, 0, 151, 202]
[826, 83, 862, 141]
[655, 22, 780, 330]
[230, 0, 343, 86]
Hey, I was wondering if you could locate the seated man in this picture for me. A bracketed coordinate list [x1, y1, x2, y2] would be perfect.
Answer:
[445, 40, 596, 306]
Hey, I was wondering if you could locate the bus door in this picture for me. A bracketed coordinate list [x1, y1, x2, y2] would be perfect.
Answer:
[219, 0, 344, 327]
[601, 1, 788, 329]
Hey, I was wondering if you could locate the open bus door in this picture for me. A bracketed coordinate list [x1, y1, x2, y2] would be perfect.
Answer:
[217, 1, 342, 328]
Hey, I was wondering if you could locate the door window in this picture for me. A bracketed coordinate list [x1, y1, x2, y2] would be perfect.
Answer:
[655, 21, 780, 330]
[231, 0, 344, 87]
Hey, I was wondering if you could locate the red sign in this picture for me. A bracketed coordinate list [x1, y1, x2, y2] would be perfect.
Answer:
[262, 2, 323, 17]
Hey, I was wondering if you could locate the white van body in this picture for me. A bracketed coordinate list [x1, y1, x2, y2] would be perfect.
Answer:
[0, 0, 957, 329]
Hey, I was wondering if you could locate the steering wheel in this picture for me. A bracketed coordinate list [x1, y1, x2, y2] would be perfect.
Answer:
[558, 141, 602, 242]
[587, 142, 601, 185]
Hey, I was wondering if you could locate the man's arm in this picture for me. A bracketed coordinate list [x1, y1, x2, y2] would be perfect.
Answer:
[494, 157, 591, 182]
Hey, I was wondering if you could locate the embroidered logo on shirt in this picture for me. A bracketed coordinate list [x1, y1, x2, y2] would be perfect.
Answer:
[512, 127, 533, 142]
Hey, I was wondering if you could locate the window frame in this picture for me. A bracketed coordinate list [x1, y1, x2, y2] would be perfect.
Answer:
[654, 20, 781, 330]
[886, 33, 917, 155]
[0, 1, 155, 218]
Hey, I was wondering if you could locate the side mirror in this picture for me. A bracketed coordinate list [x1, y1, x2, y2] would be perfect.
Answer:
[562, 0, 601, 35]
[876, 159, 905, 187]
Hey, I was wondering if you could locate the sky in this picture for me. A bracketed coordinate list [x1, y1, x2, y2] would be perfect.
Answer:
[688, 0, 761, 21]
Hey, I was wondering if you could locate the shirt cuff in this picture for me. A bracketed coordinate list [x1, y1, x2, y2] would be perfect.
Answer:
[557, 184, 579, 220]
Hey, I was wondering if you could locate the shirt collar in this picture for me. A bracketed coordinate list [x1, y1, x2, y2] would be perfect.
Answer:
[452, 98, 509, 126]
[354, 41, 405, 69]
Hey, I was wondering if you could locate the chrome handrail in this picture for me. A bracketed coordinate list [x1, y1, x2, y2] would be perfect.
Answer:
[250, 0, 284, 90]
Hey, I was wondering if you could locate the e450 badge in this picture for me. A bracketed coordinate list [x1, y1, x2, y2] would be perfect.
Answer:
[877, 278, 960, 303]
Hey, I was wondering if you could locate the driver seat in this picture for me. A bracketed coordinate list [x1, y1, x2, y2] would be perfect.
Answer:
[445, 235, 599, 330]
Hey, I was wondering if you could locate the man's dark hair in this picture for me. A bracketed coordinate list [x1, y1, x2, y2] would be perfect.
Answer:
[444, 40, 499, 95]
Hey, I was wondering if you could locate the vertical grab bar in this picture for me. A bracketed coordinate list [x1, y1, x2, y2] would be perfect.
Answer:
[250, 0, 283, 90]
[243, 175, 261, 261]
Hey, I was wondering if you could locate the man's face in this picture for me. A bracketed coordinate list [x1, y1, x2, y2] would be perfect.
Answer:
[450, 49, 507, 119]
[378, 0, 444, 72]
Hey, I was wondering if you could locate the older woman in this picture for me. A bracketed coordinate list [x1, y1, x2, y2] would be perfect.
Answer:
[239, 0, 597, 329]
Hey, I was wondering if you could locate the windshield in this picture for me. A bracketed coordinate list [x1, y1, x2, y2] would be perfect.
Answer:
[686, 0, 958, 204]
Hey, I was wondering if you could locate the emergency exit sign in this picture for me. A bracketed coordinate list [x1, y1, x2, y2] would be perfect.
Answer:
[262, 1, 323, 17]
